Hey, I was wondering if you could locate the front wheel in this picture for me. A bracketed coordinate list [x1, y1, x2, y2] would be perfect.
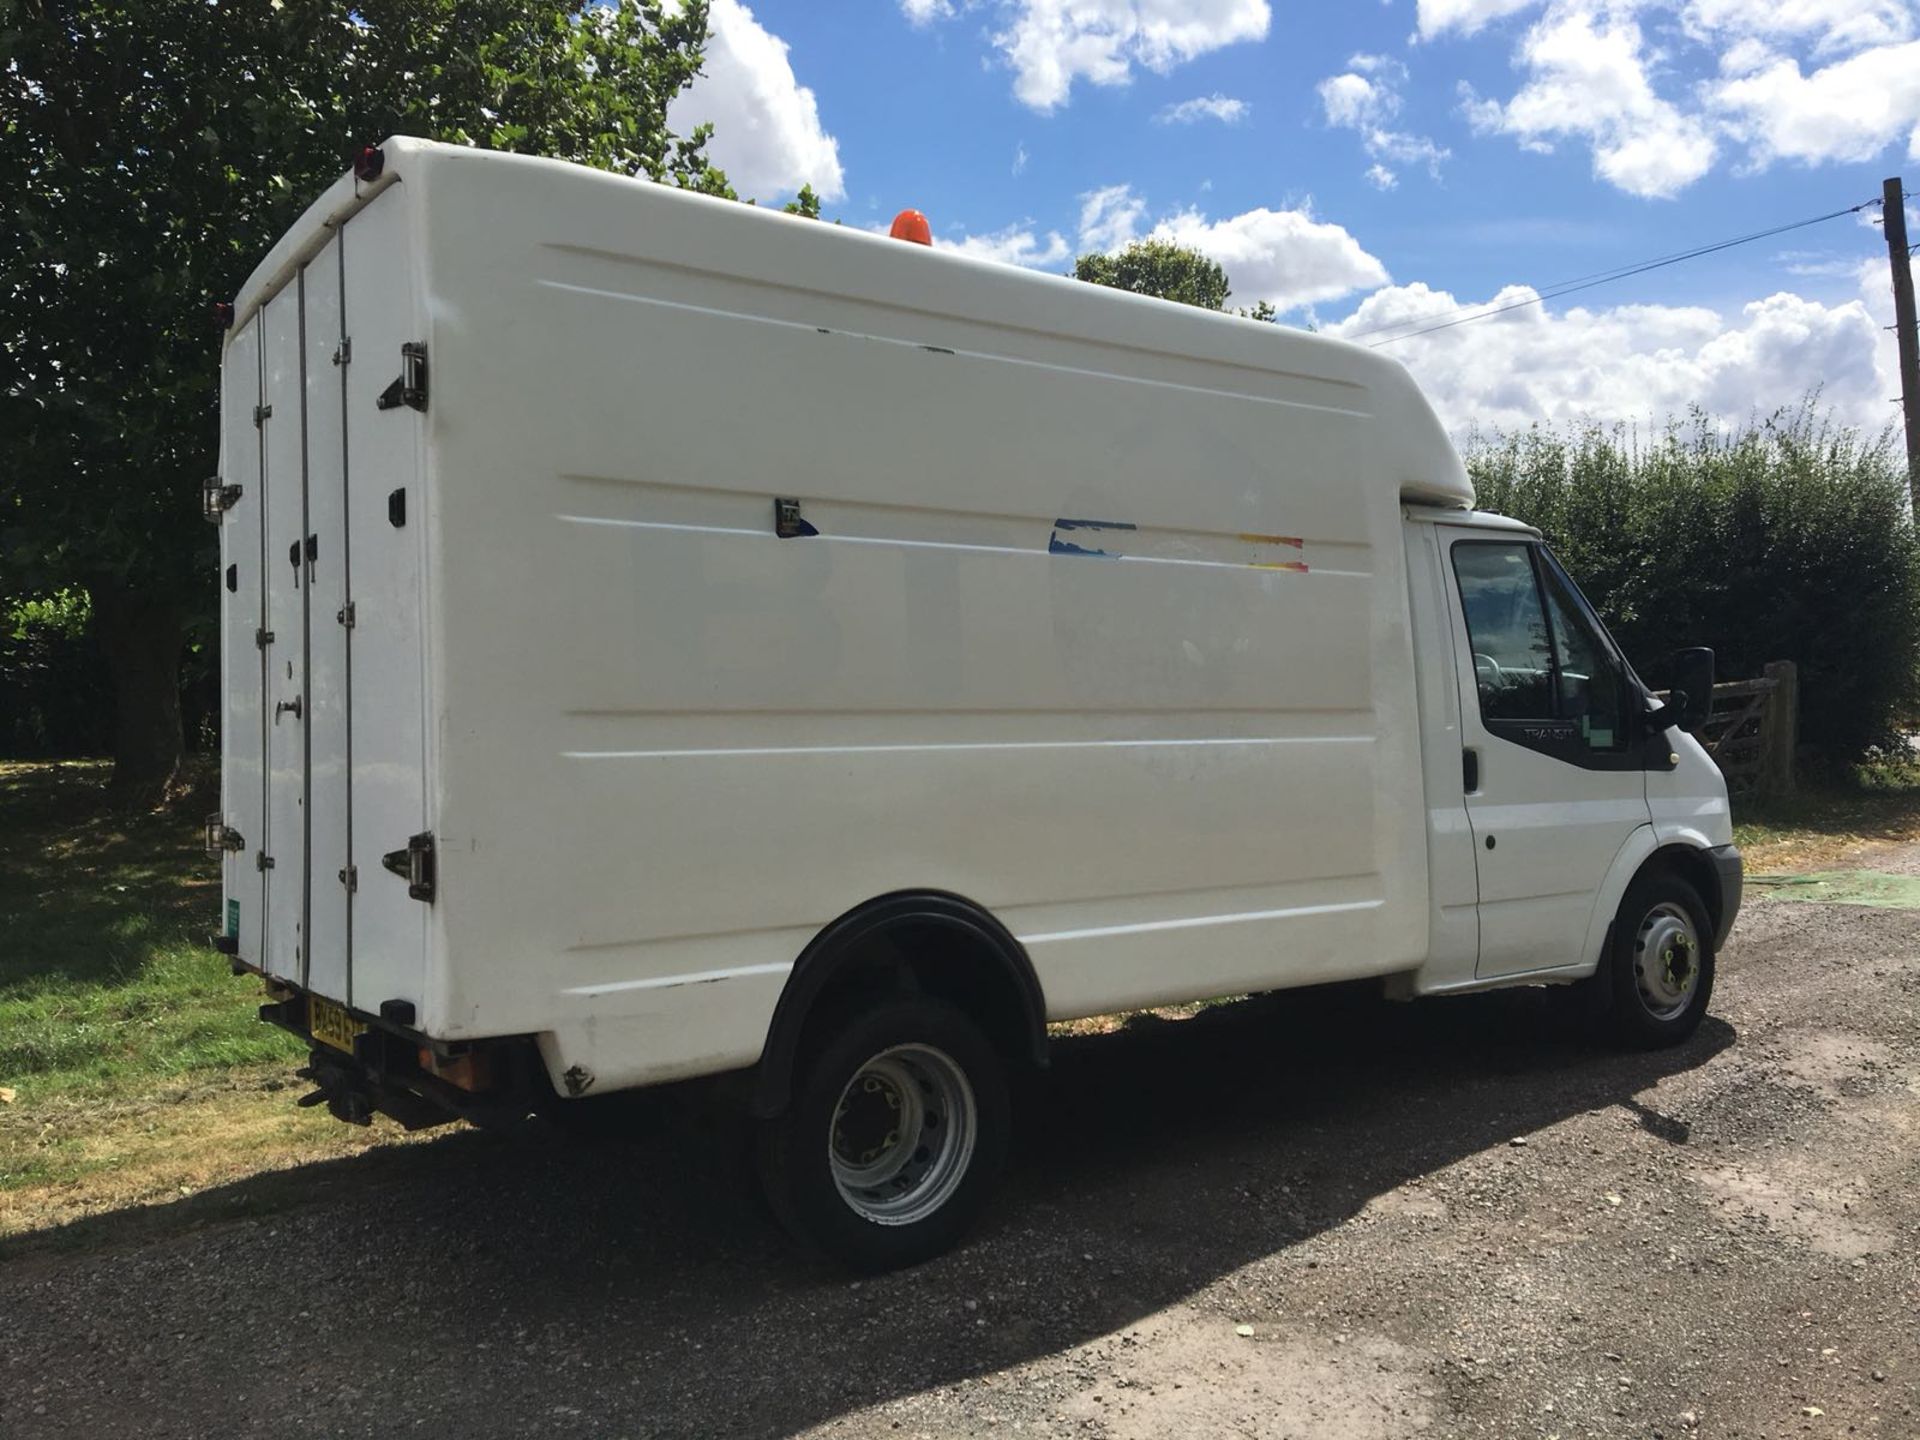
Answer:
[757, 997, 1009, 1272]
[1600, 869, 1716, 1049]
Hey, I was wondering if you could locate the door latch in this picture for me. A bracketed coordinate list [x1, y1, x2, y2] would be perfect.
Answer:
[381, 832, 436, 902]
[275, 696, 303, 723]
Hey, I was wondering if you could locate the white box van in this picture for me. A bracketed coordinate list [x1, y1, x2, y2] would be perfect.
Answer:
[209, 139, 1740, 1269]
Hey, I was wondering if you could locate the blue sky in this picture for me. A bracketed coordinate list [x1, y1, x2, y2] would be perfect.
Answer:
[668, 1, 1920, 434]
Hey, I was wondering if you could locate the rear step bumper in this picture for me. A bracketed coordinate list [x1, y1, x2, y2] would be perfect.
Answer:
[253, 987, 544, 1131]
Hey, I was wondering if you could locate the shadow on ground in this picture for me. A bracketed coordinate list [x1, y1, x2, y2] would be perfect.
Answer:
[0, 984, 1733, 1438]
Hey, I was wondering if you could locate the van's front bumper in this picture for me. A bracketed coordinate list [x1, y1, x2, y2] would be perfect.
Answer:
[1708, 843, 1743, 949]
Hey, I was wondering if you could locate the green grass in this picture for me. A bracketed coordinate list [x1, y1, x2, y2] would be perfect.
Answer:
[1732, 764, 1920, 871]
[0, 760, 300, 1105]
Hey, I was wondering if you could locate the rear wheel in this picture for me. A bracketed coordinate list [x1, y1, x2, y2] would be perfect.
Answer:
[757, 997, 1008, 1272]
[1600, 869, 1715, 1048]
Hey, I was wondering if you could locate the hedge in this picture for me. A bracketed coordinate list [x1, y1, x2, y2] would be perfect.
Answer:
[1465, 406, 1920, 765]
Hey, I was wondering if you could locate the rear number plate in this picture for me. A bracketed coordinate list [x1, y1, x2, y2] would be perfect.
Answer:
[309, 995, 364, 1054]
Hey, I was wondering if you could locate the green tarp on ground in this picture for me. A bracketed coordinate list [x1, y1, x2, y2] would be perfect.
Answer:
[1750, 870, 1920, 909]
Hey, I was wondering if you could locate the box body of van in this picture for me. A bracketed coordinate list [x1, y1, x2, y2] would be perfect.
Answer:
[211, 140, 1738, 1266]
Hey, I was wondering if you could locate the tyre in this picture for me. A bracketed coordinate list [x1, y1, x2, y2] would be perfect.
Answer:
[757, 997, 1009, 1272]
[1600, 868, 1715, 1049]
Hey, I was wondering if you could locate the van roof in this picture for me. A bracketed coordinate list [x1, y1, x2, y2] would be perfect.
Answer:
[233, 138, 1475, 511]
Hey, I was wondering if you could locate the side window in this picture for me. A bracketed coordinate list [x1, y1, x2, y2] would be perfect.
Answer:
[1540, 557, 1627, 752]
[1451, 543, 1553, 720]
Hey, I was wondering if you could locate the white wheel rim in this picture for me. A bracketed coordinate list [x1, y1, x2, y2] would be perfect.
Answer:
[829, 1043, 977, 1227]
[1634, 900, 1701, 1021]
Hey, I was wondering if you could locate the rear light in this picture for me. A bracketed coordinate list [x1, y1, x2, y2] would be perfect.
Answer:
[352, 145, 385, 183]
[418, 1046, 491, 1092]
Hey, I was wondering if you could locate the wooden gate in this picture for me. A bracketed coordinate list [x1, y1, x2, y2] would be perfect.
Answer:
[1659, 661, 1798, 800]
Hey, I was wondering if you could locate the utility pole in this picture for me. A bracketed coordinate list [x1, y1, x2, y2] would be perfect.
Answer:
[1884, 176, 1920, 511]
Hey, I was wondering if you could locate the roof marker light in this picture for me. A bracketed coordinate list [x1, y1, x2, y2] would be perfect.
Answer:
[889, 209, 932, 246]
[213, 301, 234, 330]
[353, 145, 385, 183]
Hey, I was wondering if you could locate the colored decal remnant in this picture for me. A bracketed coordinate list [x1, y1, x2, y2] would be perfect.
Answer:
[1048, 517, 1136, 558]
[1242, 532, 1308, 573]
[1043, 518, 1309, 570]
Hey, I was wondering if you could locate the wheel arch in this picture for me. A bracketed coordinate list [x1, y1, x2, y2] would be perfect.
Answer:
[1579, 830, 1733, 976]
[1643, 842, 1729, 945]
[749, 890, 1049, 1119]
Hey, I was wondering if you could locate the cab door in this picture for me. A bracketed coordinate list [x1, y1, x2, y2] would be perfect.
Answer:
[1438, 530, 1652, 978]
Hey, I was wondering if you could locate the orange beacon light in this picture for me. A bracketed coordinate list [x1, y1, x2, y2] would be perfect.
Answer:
[889, 209, 932, 245]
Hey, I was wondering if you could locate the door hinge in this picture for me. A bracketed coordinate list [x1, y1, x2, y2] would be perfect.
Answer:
[336, 601, 356, 629]
[204, 815, 246, 857]
[376, 342, 428, 412]
[256, 851, 276, 872]
[774, 496, 819, 539]
[202, 474, 242, 523]
[332, 336, 351, 367]
[253, 403, 273, 428]
[381, 831, 436, 902]
[255, 627, 275, 649]
[339, 864, 358, 894]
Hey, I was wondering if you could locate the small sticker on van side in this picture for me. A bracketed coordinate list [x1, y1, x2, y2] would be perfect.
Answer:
[226, 899, 240, 938]
[1048, 517, 1135, 558]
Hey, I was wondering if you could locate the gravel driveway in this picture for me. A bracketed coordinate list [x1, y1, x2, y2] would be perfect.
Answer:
[2, 879, 1915, 1439]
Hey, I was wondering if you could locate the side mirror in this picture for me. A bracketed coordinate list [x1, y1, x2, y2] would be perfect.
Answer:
[1665, 647, 1715, 734]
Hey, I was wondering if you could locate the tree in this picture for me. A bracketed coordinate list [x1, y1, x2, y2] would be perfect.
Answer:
[1, 0, 721, 803]
[1074, 240, 1230, 311]
[782, 183, 823, 219]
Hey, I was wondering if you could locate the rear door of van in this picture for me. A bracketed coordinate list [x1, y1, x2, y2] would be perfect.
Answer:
[218, 183, 429, 1022]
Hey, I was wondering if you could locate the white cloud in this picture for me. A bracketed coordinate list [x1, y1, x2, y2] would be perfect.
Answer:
[1327, 280, 1894, 436]
[1077, 183, 1149, 252]
[1439, 1, 1920, 194]
[1319, 70, 1391, 129]
[1070, 184, 1388, 310]
[1462, 4, 1716, 199]
[1148, 205, 1392, 309]
[948, 223, 1073, 268]
[899, 0, 957, 23]
[1318, 53, 1450, 185]
[1157, 93, 1251, 124]
[1708, 40, 1920, 168]
[1683, 0, 1914, 57]
[667, 0, 845, 202]
[993, 0, 1271, 111]
[1415, 0, 1544, 39]
[1775, 247, 1869, 278]
[1013, 142, 1029, 175]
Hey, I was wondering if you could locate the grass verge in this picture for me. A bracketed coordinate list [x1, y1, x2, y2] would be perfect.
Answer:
[0, 760, 412, 1241]
[1732, 768, 1920, 872]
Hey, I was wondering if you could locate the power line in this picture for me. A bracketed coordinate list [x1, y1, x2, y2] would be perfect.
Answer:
[1357, 199, 1879, 349]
